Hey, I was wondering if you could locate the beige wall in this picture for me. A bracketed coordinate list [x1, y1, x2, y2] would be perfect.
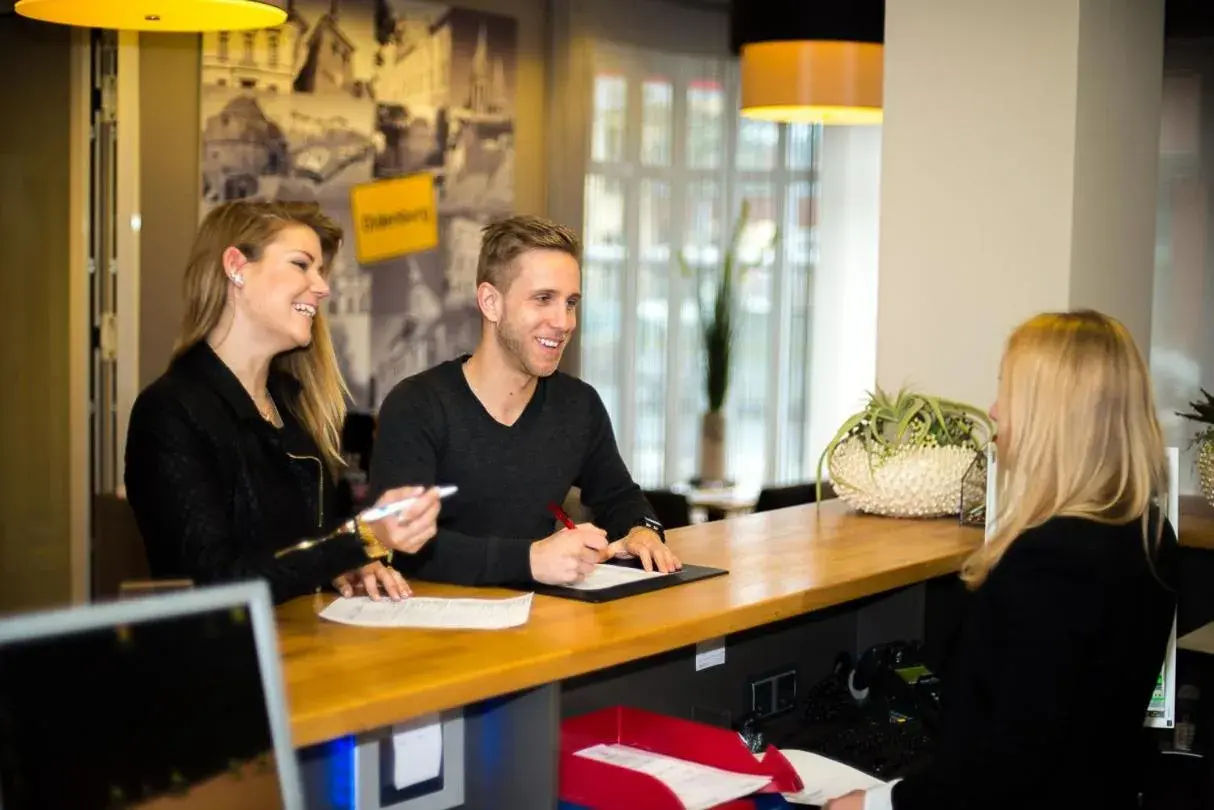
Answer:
[139, 34, 202, 387]
[136, 0, 550, 386]
[0, 18, 84, 611]
[1067, 0, 1165, 349]
[876, 0, 1164, 409]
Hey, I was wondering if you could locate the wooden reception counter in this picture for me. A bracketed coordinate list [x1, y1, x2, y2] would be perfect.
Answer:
[276, 500, 984, 748]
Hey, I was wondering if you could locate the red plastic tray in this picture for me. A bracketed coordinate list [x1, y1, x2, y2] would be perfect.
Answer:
[558, 706, 803, 810]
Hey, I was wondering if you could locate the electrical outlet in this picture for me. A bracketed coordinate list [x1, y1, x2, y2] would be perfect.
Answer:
[748, 667, 798, 719]
[776, 669, 798, 714]
[751, 678, 775, 717]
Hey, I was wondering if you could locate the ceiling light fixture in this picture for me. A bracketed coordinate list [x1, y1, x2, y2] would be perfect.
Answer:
[15, 0, 287, 31]
[730, 2, 885, 126]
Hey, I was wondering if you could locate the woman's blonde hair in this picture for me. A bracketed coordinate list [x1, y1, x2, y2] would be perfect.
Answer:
[174, 200, 349, 474]
[960, 309, 1168, 588]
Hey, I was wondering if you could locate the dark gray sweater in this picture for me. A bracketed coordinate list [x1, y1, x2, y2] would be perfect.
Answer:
[368, 356, 657, 586]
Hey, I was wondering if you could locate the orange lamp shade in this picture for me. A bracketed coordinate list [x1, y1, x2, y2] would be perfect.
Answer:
[15, 0, 287, 31]
[740, 40, 884, 125]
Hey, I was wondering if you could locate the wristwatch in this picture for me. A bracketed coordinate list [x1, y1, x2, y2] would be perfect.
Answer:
[632, 515, 666, 543]
[351, 516, 393, 563]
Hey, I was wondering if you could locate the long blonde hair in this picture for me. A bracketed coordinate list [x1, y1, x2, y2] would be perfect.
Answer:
[960, 309, 1168, 588]
[174, 200, 349, 474]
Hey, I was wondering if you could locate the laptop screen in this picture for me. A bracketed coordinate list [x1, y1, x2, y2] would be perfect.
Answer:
[0, 582, 301, 810]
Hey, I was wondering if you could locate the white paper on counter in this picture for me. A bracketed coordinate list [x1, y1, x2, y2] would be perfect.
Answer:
[319, 593, 533, 630]
[778, 748, 889, 805]
[563, 564, 669, 591]
[573, 743, 772, 810]
[392, 712, 443, 789]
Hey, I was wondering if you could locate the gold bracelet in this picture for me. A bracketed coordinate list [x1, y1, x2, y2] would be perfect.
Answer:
[353, 517, 393, 563]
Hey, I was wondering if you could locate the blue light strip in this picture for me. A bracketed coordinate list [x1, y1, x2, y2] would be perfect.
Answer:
[325, 735, 357, 810]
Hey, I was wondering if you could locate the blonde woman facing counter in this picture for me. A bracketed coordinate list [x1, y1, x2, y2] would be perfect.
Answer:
[125, 201, 441, 604]
[828, 310, 1177, 810]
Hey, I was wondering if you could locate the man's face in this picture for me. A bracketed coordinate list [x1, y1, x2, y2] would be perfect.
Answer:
[493, 249, 581, 378]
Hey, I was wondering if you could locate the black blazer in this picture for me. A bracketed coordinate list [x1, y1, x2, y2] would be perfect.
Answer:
[123, 342, 368, 604]
[893, 514, 1178, 810]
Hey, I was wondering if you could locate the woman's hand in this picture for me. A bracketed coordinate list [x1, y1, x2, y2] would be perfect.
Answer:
[367, 485, 442, 554]
[333, 561, 411, 601]
[823, 790, 866, 810]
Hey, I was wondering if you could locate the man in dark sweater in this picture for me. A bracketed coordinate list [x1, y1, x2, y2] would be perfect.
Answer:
[369, 214, 680, 587]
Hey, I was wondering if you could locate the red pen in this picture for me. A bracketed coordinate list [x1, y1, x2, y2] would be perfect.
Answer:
[547, 501, 577, 530]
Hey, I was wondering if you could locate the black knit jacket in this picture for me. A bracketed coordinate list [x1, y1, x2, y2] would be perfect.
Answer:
[123, 342, 368, 604]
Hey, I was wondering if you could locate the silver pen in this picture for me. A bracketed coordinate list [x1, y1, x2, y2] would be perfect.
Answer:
[274, 485, 458, 559]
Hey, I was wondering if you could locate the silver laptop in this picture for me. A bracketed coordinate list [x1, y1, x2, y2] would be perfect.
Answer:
[1145, 447, 1179, 730]
[0, 580, 303, 809]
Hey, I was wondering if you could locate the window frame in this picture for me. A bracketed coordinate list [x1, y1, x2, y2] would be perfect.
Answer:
[581, 42, 819, 489]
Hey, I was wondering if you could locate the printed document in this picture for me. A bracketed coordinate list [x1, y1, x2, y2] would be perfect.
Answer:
[573, 743, 772, 810]
[778, 748, 888, 805]
[564, 563, 669, 591]
[319, 593, 533, 630]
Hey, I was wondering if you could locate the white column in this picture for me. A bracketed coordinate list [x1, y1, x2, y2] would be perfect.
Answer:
[875, 0, 1165, 409]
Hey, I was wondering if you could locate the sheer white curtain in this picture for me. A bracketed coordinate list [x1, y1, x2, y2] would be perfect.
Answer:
[548, 0, 880, 492]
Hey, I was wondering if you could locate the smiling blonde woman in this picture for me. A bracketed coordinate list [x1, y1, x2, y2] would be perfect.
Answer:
[124, 200, 442, 604]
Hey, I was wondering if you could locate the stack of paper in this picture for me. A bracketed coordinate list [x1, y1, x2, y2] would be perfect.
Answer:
[319, 593, 533, 630]
[573, 743, 772, 810]
[778, 748, 888, 806]
[565, 564, 669, 591]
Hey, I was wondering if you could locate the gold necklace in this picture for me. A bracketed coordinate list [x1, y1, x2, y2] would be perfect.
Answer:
[258, 392, 281, 426]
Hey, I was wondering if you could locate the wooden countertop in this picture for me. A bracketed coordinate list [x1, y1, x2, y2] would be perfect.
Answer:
[276, 500, 983, 748]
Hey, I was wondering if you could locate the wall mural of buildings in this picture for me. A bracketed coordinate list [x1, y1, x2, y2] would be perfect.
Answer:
[200, 0, 517, 410]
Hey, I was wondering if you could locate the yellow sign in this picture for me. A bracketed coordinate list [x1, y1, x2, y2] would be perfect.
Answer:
[349, 173, 439, 264]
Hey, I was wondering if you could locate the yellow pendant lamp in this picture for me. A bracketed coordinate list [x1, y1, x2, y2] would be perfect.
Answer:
[732, 2, 884, 126]
[15, 0, 287, 31]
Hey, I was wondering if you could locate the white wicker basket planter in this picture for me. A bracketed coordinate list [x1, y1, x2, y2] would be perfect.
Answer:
[827, 437, 978, 519]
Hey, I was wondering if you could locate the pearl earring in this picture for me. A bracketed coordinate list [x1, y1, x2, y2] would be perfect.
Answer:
[231, 272, 244, 288]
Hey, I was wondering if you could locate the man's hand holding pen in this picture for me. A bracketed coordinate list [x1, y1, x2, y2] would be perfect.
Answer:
[532, 502, 682, 584]
[531, 505, 608, 585]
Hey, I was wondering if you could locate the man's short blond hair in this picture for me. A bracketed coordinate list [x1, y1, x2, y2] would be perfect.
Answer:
[476, 214, 581, 291]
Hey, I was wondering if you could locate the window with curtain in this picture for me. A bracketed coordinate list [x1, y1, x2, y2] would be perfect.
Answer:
[1152, 41, 1214, 496]
[579, 41, 820, 491]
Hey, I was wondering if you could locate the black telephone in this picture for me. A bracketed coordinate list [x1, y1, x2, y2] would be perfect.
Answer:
[849, 640, 943, 729]
[786, 642, 941, 781]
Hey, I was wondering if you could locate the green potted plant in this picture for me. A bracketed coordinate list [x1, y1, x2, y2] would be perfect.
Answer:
[1177, 389, 1214, 507]
[816, 386, 993, 517]
[677, 199, 775, 486]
